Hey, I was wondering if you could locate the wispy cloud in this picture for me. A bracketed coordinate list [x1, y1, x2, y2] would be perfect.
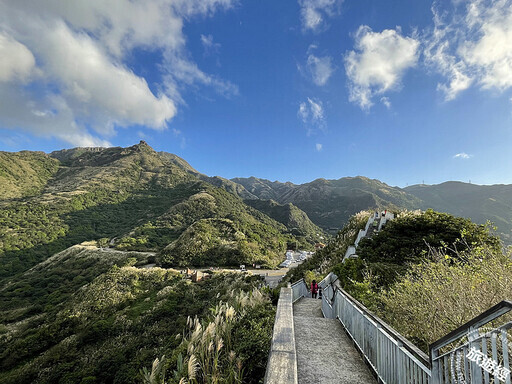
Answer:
[316, 143, 323, 151]
[200, 34, 221, 56]
[298, 0, 343, 32]
[453, 152, 472, 159]
[307, 53, 335, 86]
[345, 26, 419, 110]
[298, 97, 325, 134]
[380, 97, 391, 109]
[424, 0, 512, 101]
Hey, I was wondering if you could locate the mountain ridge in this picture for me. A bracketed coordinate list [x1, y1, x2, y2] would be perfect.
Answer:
[2, 142, 511, 248]
[0, 142, 323, 280]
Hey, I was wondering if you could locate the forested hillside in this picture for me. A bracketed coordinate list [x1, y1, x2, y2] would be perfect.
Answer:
[0, 253, 274, 384]
[233, 176, 421, 229]
[405, 181, 512, 243]
[285, 209, 506, 351]
[232, 176, 512, 244]
[0, 141, 321, 279]
[0, 142, 320, 383]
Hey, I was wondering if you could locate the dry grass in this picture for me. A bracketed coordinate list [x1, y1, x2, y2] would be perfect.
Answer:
[143, 288, 268, 384]
[379, 245, 512, 351]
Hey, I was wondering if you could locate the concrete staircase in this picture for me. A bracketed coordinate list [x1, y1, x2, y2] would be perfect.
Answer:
[293, 298, 375, 384]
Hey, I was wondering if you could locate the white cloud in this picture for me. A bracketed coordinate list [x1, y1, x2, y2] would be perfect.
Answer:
[0, 0, 237, 146]
[316, 143, 323, 151]
[345, 26, 419, 110]
[380, 97, 391, 109]
[299, 0, 343, 32]
[298, 98, 325, 134]
[42, 22, 176, 130]
[298, 102, 309, 122]
[0, 84, 111, 147]
[307, 54, 335, 86]
[0, 33, 36, 82]
[453, 152, 472, 159]
[425, 0, 512, 100]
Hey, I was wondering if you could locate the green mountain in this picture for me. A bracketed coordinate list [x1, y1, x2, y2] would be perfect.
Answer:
[405, 182, 512, 244]
[232, 176, 421, 230]
[0, 246, 273, 384]
[244, 199, 323, 238]
[231, 177, 512, 244]
[0, 142, 299, 383]
[0, 142, 322, 280]
[0, 151, 59, 199]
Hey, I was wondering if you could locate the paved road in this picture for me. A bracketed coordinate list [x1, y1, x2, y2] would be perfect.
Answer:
[293, 298, 376, 384]
[249, 263, 301, 288]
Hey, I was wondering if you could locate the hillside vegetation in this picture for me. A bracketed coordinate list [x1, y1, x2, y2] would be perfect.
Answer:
[0, 142, 318, 383]
[405, 181, 512, 244]
[233, 176, 421, 230]
[285, 209, 506, 352]
[0, 142, 321, 280]
[0, 151, 59, 199]
[0, 255, 274, 384]
[232, 177, 512, 244]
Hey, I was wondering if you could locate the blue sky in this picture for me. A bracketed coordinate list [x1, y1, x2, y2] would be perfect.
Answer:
[1, 0, 512, 187]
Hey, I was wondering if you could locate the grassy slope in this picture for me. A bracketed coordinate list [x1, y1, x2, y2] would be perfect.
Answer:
[243, 199, 324, 237]
[0, 252, 272, 384]
[0, 142, 310, 279]
[0, 151, 59, 199]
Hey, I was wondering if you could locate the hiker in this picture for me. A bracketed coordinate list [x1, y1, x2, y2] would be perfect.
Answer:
[311, 280, 318, 299]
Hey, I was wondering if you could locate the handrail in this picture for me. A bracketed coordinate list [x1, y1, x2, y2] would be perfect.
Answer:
[291, 278, 308, 303]
[319, 272, 429, 367]
[429, 300, 512, 384]
[317, 272, 431, 383]
[334, 278, 430, 367]
[429, 300, 512, 355]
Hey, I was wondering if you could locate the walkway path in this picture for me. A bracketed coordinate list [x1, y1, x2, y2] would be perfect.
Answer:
[293, 298, 376, 384]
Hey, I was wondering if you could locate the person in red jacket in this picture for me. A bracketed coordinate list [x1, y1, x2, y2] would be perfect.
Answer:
[311, 280, 318, 299]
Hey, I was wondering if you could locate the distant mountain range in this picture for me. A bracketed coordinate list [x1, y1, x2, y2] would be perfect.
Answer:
[232, 176, 420, 230]
[1, 141, 511, 283]
[233, 177, 512, 244]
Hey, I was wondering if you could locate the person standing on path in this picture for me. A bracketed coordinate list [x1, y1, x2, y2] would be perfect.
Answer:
[311, 280, 318, 299]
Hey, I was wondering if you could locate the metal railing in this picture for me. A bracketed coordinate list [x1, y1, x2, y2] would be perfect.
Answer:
[318, 272, 431, 384]
[430, 301, 512, 384]
[291, 279, 308, 303]
[365, 216, 375, 232]
[343, 245, 356, 262]
[354, 229, 367, 247]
